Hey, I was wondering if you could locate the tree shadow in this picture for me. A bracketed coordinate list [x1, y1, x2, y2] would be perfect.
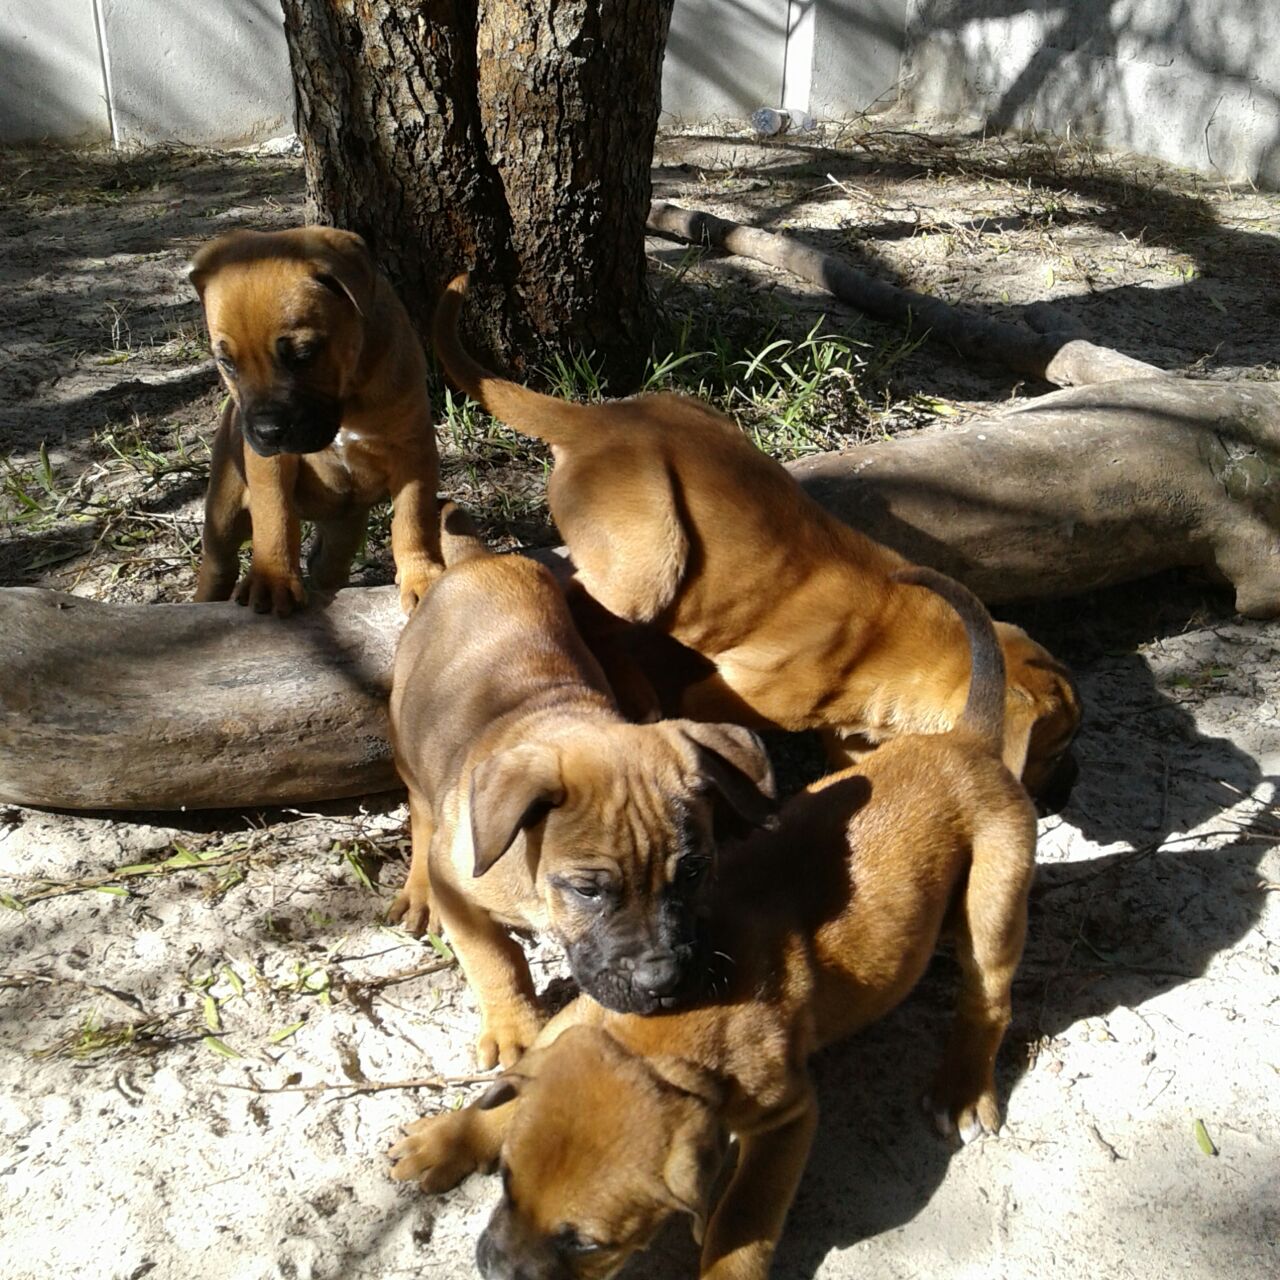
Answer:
[649, 123, 1280, 387]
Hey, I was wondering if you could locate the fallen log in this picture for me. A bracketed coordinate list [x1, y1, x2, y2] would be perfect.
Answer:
[791, 377, 1280, 617]
[0, 585, 404, 812]
[3, 376, 1276, 812]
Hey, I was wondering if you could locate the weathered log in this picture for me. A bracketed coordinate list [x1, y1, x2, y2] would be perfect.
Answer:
[4, 376, 1276, 812]
[0, 586, 404, 812]
[791, 378, 1280, 617]
[647, 200, 1166, 387]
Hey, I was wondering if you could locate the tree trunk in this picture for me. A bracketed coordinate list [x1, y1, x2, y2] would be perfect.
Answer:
[280, 1, 673, 391]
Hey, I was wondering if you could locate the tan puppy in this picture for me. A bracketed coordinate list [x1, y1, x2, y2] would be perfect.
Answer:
[433, 273, 1080, 810]
[388, 506, 776, 1069]
[390, 567, 1039, 1280]
[190, 227, 442, 616]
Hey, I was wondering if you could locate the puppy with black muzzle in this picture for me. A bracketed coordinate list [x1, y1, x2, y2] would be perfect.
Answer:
[390, 568, 1039, 1280]
[389, 505, 776, 1068]
[189, 226, 442, 616]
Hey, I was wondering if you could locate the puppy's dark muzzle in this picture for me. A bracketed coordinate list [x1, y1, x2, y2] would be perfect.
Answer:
[242, 394, 343, 457]
[1033, 749, 1079, 817]
[569, 936, 703, 1015]
[477, 1210, 574, 1280]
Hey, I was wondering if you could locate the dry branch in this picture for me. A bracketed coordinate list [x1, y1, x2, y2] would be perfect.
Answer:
[647, 200, 1166, 387]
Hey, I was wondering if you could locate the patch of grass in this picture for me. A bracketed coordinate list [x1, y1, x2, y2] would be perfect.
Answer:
[33, 1011, 177, 1061]
[1, 444, 76, 529]
[11, 838, 252, 906]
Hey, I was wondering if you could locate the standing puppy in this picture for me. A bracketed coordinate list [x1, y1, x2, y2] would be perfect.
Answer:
[390, 569, 1039, 1280]
[190, 227, 442, 616]
[389, 506, 776, 1068]
[432, 274, 1080, 809]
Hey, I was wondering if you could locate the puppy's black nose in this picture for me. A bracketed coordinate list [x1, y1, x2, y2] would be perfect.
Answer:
[246, 409, 290, 444]
[633, 951, 681, 997]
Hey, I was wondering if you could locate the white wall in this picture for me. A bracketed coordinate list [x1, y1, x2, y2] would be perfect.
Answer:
[0, 0, 111, 143]
[100, 0, 292, 146]
[0, 0, 1276, 187]
[0, 0, 292, 147]
[900, 0, 1280, 187]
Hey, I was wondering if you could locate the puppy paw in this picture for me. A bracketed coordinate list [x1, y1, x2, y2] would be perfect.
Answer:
[477, 1003, 543, 1071]
[923, 1087, 1001, 1145]
[234, 565, 306, 616]
[396, 561, 443, 615]
[387, 884, 438, 938]
[389, 1112, 485, 1193]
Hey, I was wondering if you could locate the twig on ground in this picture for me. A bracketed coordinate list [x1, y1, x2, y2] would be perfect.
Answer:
[646, 199, 1167, 386]
[340, 961, 453, 993]
[218, 1071, 494, 1098]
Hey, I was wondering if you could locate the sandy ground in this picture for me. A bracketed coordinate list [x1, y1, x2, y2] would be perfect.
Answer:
[1, 126, 1279, 1280]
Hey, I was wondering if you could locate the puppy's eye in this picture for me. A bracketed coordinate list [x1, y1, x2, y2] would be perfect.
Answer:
[277, 337, 321, 369]
[554, 1227, 604, 1255]
[678, 856, 710, 884]
[552, 875, 610, 906]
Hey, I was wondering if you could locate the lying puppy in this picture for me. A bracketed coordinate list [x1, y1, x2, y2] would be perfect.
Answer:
[433, 273, 1079, 809]
[190, 226, 442, 616]
[390, 567, 1038, 1280]
[388, 505, 776, 1068]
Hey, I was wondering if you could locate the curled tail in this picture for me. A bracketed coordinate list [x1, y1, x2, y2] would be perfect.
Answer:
[438, 501, 489, 568]
[892, 567, 1006, 752]
[432, 273, 591, 447]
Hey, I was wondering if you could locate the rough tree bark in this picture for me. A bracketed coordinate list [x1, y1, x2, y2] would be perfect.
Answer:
[280, 1, 674, 389]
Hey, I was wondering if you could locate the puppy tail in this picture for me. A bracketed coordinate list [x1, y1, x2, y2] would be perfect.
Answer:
[439, 501, 490, 568]
[433, 273, 592, 447]
[893, 567, 1006, 752]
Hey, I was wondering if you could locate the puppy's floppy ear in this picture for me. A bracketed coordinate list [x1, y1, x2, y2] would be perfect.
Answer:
[998, 626, 1080, 785]
[469, 745, 566, 877]
[475, 1031, 581, 1110]
[309, 226, 377, 317]
[661, 1102, 727, 1246]
[563, 453, 689, 624]
[677, 722, 778, 835]
[188, 230, 252, 299]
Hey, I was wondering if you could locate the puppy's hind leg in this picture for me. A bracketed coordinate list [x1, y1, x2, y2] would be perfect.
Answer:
[308, 507, 369, 594]
[928, 799, 1036, 1143]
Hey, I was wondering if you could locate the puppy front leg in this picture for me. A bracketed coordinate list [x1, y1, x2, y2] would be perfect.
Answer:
[238, 448, 305, 616]
[195, 403, 250, 601]
[389, 1094, 516, 1192]
[699, 1092, 818, 1280]
[388, 790, 439, 937]
[386, 440, 443, 613]
[433, 878, 542, 1070]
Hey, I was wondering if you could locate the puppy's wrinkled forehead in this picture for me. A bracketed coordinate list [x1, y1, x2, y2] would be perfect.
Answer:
[548, 736, 707, 872]
[202, 262, 351, 347]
